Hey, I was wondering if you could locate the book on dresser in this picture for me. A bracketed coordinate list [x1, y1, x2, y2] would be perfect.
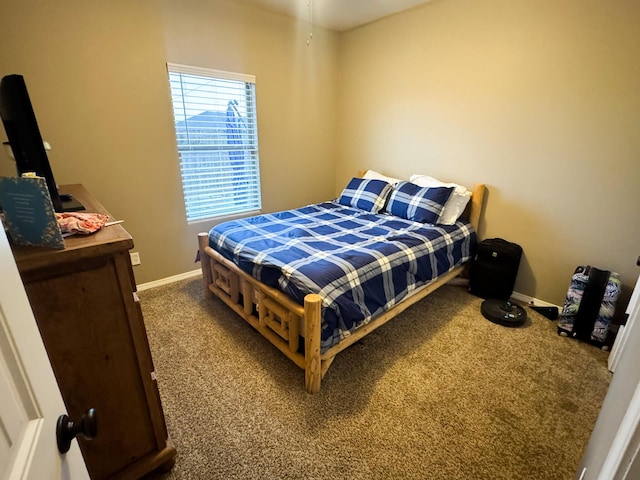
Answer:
[11, 184, 176, 480]
[0, 175, 64, 249]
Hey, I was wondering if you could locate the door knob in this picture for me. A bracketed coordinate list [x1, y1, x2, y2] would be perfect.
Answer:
[56, 408, 97, 454]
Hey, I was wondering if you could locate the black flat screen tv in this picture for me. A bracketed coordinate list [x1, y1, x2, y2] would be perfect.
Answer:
[0, 74, 83, 212]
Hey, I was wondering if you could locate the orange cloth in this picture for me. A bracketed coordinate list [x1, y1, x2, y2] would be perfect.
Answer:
[55, 212, 109, 235]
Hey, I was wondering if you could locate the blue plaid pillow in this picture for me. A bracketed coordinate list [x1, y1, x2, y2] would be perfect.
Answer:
[387, 181, 454, 223]
[337, 177, 393, 213]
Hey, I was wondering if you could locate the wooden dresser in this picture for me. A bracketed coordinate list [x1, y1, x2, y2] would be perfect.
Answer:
[10, 184, 176, 479]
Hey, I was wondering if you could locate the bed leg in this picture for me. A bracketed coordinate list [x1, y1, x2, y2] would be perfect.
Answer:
[304, 294, 322, 394]
[198, 233, 212, 296]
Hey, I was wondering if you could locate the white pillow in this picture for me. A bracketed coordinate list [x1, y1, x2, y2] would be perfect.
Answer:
[409, 174, 471, 225]
[363, 169, 401, 187]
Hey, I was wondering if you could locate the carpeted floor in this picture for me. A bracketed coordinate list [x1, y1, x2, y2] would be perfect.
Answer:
[139, 277, 611, 480]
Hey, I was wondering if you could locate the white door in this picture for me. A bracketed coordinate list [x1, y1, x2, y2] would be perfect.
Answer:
[0, 227, 89, 479]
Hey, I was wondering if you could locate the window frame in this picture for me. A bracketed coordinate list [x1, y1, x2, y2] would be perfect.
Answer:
[167, 63, 262, 223]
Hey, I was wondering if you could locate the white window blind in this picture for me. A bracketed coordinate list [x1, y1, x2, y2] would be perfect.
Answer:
[167, 63, 262, 222]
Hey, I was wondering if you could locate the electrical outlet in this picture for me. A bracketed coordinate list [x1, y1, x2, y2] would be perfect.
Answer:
[130, 252, 141, 266]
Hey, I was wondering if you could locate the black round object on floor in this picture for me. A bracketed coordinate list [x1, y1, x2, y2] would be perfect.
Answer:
[481, 299, 527, 327]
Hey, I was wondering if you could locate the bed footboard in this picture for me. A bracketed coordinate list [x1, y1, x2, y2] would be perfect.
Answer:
[198, 233, 324, 393]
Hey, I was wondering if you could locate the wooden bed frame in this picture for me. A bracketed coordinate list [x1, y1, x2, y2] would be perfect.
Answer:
[198, 182, 486, 393]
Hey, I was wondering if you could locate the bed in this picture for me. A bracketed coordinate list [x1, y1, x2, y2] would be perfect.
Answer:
[197, 172, 486, 393]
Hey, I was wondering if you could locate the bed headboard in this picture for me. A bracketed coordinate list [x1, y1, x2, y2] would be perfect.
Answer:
[467, 183, 486, 235]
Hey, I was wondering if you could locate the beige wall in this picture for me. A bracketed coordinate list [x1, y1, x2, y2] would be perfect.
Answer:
[0, 0, 338, 285]
[337, 0, 640, 307]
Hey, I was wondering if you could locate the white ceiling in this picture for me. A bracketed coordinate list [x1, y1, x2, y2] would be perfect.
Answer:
[237, 0, 436, 32]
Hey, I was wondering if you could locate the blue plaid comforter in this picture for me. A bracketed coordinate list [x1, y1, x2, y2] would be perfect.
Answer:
[209, 201, 476, 352]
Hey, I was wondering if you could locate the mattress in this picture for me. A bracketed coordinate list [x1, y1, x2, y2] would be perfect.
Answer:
[209, 201, 476, 351]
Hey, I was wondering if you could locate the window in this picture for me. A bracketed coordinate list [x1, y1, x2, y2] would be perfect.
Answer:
[167, 64, 262, 222]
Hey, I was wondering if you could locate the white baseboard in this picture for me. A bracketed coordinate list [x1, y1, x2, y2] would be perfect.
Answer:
[136, 269, 202, 292]
[511, 290, 561, 309]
